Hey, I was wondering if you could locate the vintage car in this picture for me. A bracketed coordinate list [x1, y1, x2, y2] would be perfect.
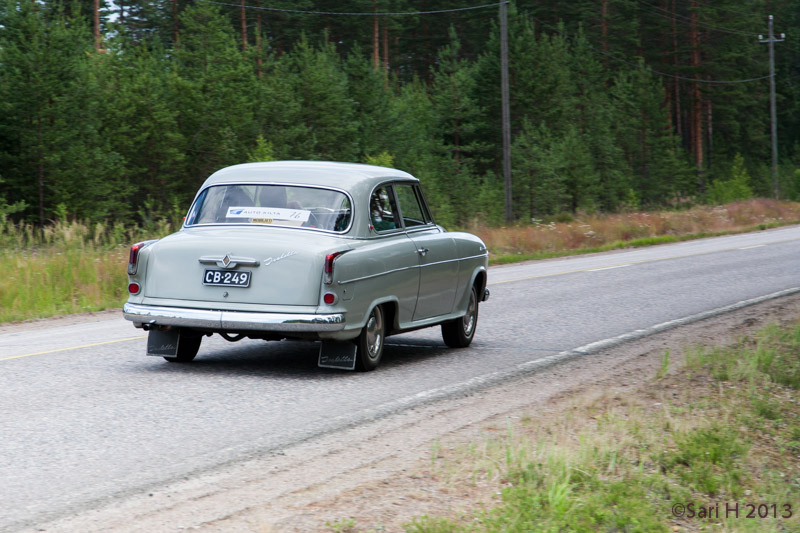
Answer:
[123, 161, 489, 371]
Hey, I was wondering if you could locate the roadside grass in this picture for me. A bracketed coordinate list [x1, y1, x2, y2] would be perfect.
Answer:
[0, 218, 176, 323]
[0, 245, 130, 322]
[400, 320, 800, 532]
[471, 198, 800, 264]
[1, 198, 799, 323]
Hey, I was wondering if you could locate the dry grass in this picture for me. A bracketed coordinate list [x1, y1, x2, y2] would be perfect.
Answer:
[470, 199, 800, 261]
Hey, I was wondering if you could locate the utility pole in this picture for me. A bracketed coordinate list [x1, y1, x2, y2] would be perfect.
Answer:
[499, 1, 512, 222]
[759, 15, 785, 199]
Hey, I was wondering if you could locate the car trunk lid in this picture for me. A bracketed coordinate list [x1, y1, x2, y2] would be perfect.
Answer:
[143, 227, 348, 306]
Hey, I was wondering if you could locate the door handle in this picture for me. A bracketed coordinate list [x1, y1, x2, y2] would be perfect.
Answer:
[417, 247, 429, 257]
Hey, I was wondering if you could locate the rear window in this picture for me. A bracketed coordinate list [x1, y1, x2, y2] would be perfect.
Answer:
[185, 184, 352, 232]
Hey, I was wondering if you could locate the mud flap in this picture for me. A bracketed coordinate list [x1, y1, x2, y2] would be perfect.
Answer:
[318, 341, 357, 370]
[147, 328, 180, 357]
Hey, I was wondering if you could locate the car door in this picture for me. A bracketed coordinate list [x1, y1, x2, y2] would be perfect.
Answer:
[392, 183, 459, 321]
[360, 184, 421, 325]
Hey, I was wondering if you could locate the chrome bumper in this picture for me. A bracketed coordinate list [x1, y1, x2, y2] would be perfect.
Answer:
[123, 303, 345, 332]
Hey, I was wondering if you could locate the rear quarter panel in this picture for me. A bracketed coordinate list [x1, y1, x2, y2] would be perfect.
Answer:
[451, 232, 489, 313]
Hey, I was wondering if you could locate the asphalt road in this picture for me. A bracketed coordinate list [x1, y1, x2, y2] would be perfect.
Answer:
[2, 226, 799, 531]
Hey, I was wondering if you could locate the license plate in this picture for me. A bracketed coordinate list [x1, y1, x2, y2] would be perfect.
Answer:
[203, 269, 252, 287]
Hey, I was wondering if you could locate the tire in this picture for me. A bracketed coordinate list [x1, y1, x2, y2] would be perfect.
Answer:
[442, 285, 479, 348]
[355, 305, 385, 371]
[163, 333, 202, 363]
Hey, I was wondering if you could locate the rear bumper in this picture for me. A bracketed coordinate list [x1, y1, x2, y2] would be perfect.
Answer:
[123, 302, 345, 332]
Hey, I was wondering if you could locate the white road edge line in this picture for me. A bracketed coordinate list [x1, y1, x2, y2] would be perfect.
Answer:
[738, 244, 767, 250]
[588, 264, 631, 272]
[353, 287, 800, 423]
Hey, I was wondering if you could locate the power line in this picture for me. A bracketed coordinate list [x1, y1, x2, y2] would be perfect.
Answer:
[531, 16, 771, 85]
[200, 0, 773, 85]
[196, 0, 506, 16]
[637, 0, 759, 36]
[690, 0, 767, 19]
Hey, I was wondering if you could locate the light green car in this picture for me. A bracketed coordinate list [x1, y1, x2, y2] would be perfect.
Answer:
[123, 161, 489, 371]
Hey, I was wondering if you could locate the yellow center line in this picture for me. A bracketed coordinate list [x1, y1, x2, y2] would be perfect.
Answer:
[1, 335, 146, 362]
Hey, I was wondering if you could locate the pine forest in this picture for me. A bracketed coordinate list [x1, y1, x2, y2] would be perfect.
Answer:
[1, 0, 799, 229]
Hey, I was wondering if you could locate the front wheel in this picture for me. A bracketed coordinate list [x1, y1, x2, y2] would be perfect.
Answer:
[163, 333, 202, 363]
[355, 305, 385, 371]
[442, 285, 479, 348]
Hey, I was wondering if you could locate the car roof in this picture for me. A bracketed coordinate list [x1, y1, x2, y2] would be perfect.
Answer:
[203, 161, 417, 190]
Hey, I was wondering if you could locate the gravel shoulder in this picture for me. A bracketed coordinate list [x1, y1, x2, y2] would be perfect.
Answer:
[27, 293, 800, 533]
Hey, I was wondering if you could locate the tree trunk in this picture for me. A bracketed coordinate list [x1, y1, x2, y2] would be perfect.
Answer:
[37, 113, 44, 228]
[705, 95, 713, 170]
[256, 12, 263, 79]
[240, 0, 247, 50]
[382, 24, 389, 74]
[641, 109, 649, 182]
[373, 1, 379, 70]
[600, 0, 609, 69]
[671, 0, 681, 140]
[93, 0, 102, 52]
[172, 0, 179, 47]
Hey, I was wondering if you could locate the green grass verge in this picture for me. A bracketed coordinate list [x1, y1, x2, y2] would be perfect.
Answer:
[0, 246, 130, 323]
[400, 320, 800, 532]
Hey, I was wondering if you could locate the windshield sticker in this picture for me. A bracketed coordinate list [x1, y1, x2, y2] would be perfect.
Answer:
[226, 206, 311, 222]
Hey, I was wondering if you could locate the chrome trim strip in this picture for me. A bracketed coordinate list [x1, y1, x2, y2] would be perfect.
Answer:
[198, 255, 260, 269]
[404, 224, 438, 235]
[457, 252, 490, 261]
[123, 303, 345, 332]
[337, 252, 488, 285]
[337, 265, 417, 285]
[417, 253, 489, 268]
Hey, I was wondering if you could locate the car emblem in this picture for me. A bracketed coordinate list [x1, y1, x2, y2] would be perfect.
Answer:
[263, 251, 298, 266]
[198, 254, 260, 269]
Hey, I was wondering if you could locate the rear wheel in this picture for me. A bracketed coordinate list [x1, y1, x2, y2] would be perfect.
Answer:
[355, 305, 385, 371]
[442, 285, 479, 348]
[163, 333, 202, 363]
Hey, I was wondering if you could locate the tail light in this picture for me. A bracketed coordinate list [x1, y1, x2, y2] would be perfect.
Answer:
[128, 282, 141, 294]
[323, 251, 345, 285]
[128, 241, 156, 275]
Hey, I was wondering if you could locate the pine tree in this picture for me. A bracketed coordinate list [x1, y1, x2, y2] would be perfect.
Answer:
[386, 79, 456, 226]
[98, 37, 187, 212]
[172, 4, 259, 187]
[343, 46, 394, 158]
[267, 36, 358, 161]
[0, 1, 128, 223]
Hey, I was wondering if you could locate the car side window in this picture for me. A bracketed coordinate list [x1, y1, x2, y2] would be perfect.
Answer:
[370, 186, 399, 232]
[394, 183, 430, 228]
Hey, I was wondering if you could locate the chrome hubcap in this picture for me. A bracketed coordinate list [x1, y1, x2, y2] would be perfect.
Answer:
[365, 308, 383, 360]
[463, 290, 477, 337]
